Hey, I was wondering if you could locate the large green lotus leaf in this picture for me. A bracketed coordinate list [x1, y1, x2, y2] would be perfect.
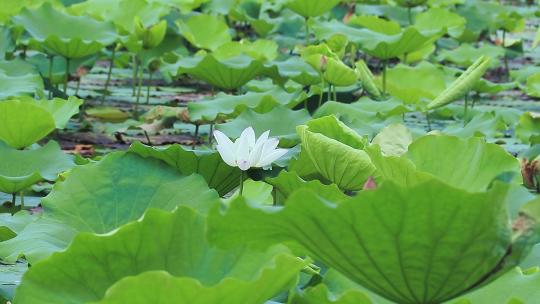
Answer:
[314, 98, 410, 121]
[381, 61, 448, 105]
[516, 112, 540, 145]
[405, 135, 520, 192]
[0, 100, 54, 148]
[0, 141, 74, 194]
[451, 267, 540, 304]
[69, 0, 169, 34]
[284, 0, 340, 18]
[43, 152, 218, 232]
[129, 142, 240, 196]
[526, 73, 540, 98]
[14, 207, 305, 304]
[0, 151, 219, 264]
[311, 20, 438, 59]
[164, 54, 267, 90]
[0, 60, 44, 99]
[208, 180, 517, 304]
[437, 44, 504, 68]
[187, 88, 307, 122]
[265, 170, 347, 204]
[0, 0, 60, 23]
[216, 107, 311, 148]
[212, 39, 278, 62]
[96, 256, 303, 304]
[177, 14, 231, 51]
[372, 123, 412, 157]
[13, 3, 117, 58]
[272, 57, 320, 86]
[347, 15, 401, 35]
[296, 116, 375, 191]
[414, 8, 466, 38]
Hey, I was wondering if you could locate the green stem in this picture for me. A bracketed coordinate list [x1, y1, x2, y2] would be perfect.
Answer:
[407, 7, 413, 25]
[333, 85, 337, 101]
[134, 61, 143, 118]
[239, 171, 245, 196]
[425, 111, 432, 131]
[11, 193, 16, 205]
[318, 77, 325, 108]
[20, 191, 24, 209]
[209, 123, 214, 145]
[48, 55, 54, 99]
[75, 78, 81, 96]
[102, 46, 116, 103]
[63, 57, 70, 94]
[327, 84, 332, 102]
[192, 124, 200, 149]
[146, 72, 153, 105]
[132, 54, 139, 96]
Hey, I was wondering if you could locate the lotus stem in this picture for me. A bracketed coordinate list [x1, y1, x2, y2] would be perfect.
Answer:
[463, 94, 469, 127]
[132, 54, 139, 96]
[48, 54, 54, 99]
[333, 85, 338, 101]
[20, 191, 24, 209]
[134, 63, 143, 118]
[144, 130, 153, 146]
[209, 123, 214, 144]
[146, 72, 153, 105]
[192, 124, 200, 149]
[425, 111, 432, 131]
[407, 7, 413, 25]
[102, 46, 116, 103]
[11, 193, 16, 205]
[75, 78, 81, 96]
[63, 57, 70, 94]
[239, 171, 245, 196]
[327, 84, 332, 102]
[318, 77, 325, 108]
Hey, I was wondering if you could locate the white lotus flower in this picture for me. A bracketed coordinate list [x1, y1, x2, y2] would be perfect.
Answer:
[213, 127, 288, 171]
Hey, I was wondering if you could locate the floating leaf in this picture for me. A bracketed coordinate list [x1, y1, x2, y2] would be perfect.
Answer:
[427, 56, 491, 110]
[0, 141, 74, 194]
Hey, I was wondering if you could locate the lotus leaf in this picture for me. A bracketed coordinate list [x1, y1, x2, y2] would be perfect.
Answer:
[187, 88, 306, 122]
[526, 73, 540, 98]
[355, 60, 382, 99]
[134, 17, 167, 49]
[0, 60, 44, 99]
[381, 61, 448, 105]
[369, 134, 521, 192]
[284, 0, 341, 18]
[0, 211, 37, 241]
[414, 8, 466, 38]
[296, 116, 375, 190]
[163, 54, 269, 90]
[0, 262, 27, 302]
[314, 98, 411, 121]
[0, 151, 218, 263]
[516, 112, 540, 144]
[270, 57, 320, 86]
[177, 14, 231, 51]
[437, 44, 504, 68]
[14, 207, 305, 304]
[208, 178, 540, 304]
[311, 20, 439, 59]
[213, 39, 279, 62]
[129, 142, 241, 196]
[372, 123, 413, 157]
[216, 107, 311, 148]
[0, 101, 55, 149]
[0, 141, 74, 194]
[13, 3, 117, 58]
[347, 15, 401, 35]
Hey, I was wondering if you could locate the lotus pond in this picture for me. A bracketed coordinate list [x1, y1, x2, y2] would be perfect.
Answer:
[1, 0, 540, 303]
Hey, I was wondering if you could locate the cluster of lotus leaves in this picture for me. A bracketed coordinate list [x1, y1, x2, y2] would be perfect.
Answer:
[13, 3, 117, 59]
